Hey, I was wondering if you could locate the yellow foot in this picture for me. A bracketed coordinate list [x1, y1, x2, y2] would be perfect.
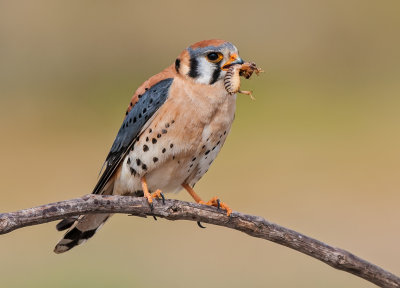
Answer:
[151, 189, 165, 204]
[200, 196, 232, 216]
[182, 183, 232, 216]
[141, 176, 165, 208]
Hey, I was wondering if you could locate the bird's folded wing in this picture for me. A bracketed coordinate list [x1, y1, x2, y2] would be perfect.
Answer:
[92, 68, 175, 194]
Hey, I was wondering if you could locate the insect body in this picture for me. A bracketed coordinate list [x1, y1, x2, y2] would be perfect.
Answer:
[224, 64, 242, 95]
[223, 62, 262, 100]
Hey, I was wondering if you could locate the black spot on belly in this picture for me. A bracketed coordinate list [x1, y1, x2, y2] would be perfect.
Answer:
[205, 150, 210, 155]
[192, 157, 196, 161]
[162, 129, 167, 134]
[157, 133, 161, 138]
[143, 145, 149, 152]
[162, 148, 166, 153]
[170, 143, 174, 148]
[136, 159, 141, 166]
[130, 167, 137, 176]
[146, 137, 149, 142]
[149, 128, 152, 133]
[153, 157, 158, 163]
[165, 123, 170, 128]
[152, 138, 157, 144]
[142, 164, 147, 170]
[127, 158, 131, 165]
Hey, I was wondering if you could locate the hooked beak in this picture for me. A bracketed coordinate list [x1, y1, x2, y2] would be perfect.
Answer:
[221, 53, 244, 70]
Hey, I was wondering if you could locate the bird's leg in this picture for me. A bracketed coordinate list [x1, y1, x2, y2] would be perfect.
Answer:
[182, 183, 232, 216]
[141, 176, 153, 209]
[182, 183, 202, 203]
[141, 177, 165, 209]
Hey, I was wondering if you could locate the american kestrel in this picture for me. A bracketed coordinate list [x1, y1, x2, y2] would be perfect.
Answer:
[54, 39, 247, 253]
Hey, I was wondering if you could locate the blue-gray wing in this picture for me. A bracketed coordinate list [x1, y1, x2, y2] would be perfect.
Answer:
[92, 78, 174, 194]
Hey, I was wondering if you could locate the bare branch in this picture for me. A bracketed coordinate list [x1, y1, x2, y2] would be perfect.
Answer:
[0, 194, 398, 288]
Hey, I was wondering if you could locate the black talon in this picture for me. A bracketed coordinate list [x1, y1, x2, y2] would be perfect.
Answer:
[149, 202, 154, 211]
[197, 221, 206, 229]
[160, 192, 166, 205]
[216, 199, 221, 210]
[153, 216, 157, 221]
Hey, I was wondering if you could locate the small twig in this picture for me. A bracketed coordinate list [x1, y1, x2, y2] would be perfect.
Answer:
[0, 194, 398, 288]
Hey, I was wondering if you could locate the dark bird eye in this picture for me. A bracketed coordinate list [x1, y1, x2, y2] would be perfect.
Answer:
[207, 53, 218, 60]
[206, 52, 223, 63]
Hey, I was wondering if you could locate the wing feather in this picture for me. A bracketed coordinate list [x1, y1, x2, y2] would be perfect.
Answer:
[92, 78, 174, 194]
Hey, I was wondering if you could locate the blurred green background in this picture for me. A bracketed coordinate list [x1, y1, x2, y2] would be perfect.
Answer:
[1, 1, 399, 287]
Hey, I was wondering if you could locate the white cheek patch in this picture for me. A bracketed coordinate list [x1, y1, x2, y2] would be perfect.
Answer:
[195, 58, 214, 84]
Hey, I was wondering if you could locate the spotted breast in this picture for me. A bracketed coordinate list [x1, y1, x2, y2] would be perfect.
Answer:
[113, 76, 236, 196]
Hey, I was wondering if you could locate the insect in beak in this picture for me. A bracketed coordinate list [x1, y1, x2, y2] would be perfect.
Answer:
[221, 54, 244, 71]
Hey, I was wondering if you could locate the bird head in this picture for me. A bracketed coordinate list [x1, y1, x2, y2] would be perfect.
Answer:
[175, 39, 244, 85]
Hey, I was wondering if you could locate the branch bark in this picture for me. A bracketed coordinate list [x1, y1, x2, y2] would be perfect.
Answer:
[0, 194, 398, 288]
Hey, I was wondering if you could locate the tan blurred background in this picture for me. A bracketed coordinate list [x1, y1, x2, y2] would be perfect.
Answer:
[1, 0, 399, 287]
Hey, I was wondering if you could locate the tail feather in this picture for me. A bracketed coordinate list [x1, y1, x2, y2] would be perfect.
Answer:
[54, 214, 111, 254]
[56, 217, 79, 231]
[54, 178, 115, 253]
